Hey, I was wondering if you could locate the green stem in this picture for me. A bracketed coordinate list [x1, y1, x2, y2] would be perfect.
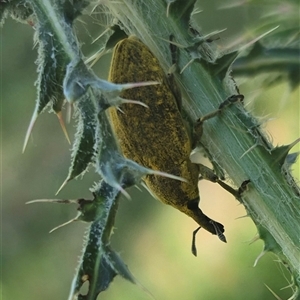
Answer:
[68, 181, 121, 300]
[30, 0, 80, 61]
[104, 0, 300, 296]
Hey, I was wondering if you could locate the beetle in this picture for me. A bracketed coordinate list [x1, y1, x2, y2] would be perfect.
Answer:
[108, 36, 243, 248]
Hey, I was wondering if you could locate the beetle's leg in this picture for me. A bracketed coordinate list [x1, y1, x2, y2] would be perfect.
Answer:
[198, 163, 249, 200]
[192, 94, 248, 198]
[191, 226, 201, 256]
[198, 94, 244, 124]
[193, 94, 244, 141]
[190, 178, 249, 256]
[191, 220, 227, 256]
[187, 198, 226, 255]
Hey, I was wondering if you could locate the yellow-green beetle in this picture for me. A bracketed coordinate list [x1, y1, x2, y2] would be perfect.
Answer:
[108, 36, 243, 247]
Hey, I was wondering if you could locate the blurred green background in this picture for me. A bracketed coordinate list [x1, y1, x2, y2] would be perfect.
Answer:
[1, 1, 299, 300]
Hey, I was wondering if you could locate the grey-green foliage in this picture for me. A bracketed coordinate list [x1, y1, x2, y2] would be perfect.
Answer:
[2, 0, 300, 299]
[229, 0, 300, 89]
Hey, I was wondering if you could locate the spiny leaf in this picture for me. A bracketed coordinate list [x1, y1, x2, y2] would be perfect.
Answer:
[271, 138, 300, 169]
[63, 58, 157, 108]
[26, 196, 101, 232]
[57, 88, 98, 194]
[22, 32, 67, 150]
[233, 42, 300, 89]
[256, 224, 281, 255]
[69, 181, 139, 300]
[58, 57, 159, 194]
[22, 0, 91, 151]
[180, 29, 228, 74]
[208, 51, 239, 79]
[1, 0, 34, 26]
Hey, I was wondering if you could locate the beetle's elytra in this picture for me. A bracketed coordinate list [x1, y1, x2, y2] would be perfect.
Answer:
[108, 36, 226, 241]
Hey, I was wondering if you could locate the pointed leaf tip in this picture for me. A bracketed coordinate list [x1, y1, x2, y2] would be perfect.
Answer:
[205, 51, 239, 79]
[167, 0, 197, 30]
[271, 138, 300, 168]
[107, 249, 137, 284]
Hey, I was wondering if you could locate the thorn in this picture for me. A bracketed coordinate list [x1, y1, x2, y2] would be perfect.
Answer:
[253, 250, 267, 267]
[280, 282, 294, 291]
[240, 143, 258, 159]
[239, 26, 280, 52]
[180, 59, 194, 74]
[249, 234, 260, 245]
[134, 184, 143, 192]
[149, 169, 187, 183]
[235, 214, 249, 220]
[66, 102, 73, 124]
[56, 177, 69, 195]
[91, 26, 112, 44]
[120, 81, 160, 91]
[118, 185, 131, 200]
[22, 108, 39, 153]
[49, 215, 80, 233]
[191, 8, 203, 16]
[116, 106, 125, 114]
[156, 36, 185, 49]
[140, 182, 150, 192]
[26, 199, 77, 205]
[134, 185, 143, 192]
[194, 28, 227, 43]
[288, 137, 300, 150]
[264, 284, 282, 300]
[87, 49, 112, 68]
[56, 111, 71, 144]
[118, 98, 149, 108]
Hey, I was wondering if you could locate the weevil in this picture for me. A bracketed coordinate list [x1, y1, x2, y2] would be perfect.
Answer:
[108, 36, 244, 246]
